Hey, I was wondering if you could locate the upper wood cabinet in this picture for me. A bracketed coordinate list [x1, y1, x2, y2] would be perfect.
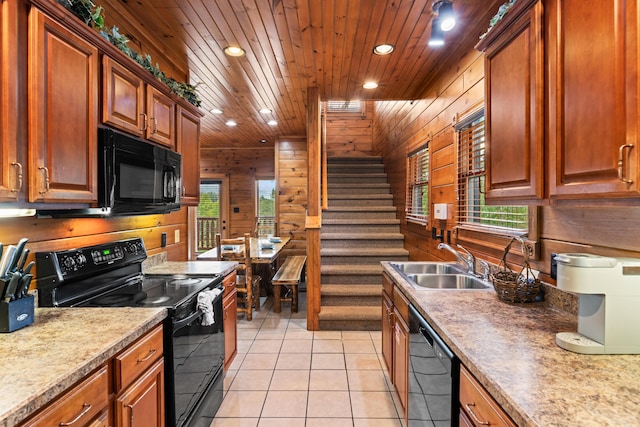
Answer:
[478, 0, 544, 202]
[547, 0, 640, 198]
[0, 0, 20, 202]
[176, 106, 201, 205]
[103, 56, 176, 149]
[28, 7, 98, 204]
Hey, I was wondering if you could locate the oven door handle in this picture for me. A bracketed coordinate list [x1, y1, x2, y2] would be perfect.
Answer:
[173, 309, 203, 330]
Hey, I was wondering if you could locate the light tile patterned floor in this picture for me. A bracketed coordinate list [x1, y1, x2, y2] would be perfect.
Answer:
[212, 292, 403, 427]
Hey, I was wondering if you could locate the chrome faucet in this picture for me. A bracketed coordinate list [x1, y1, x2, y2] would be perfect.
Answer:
[437, 243, 477, 276]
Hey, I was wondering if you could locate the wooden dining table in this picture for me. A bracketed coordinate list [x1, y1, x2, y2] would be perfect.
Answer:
[197, 236, 291, 295]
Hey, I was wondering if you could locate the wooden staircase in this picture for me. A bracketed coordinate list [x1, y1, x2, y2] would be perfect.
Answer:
[318, 156, 409, 330]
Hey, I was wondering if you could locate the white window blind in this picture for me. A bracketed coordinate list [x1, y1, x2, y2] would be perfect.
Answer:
[406, 145, 429, 224]
[456, 111, 528, 231]
[326, 100, 362, 113]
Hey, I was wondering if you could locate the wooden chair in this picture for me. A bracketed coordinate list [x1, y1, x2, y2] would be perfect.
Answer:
[215, 233, 261, 320]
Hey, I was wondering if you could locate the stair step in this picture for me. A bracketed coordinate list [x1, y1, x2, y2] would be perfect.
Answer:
[321, 248, 409, 256]
[318, 306, 381, 331]
[325, 206, 397, 213]
[321, 284, 381, 297]
[327, 183, 390, 194]
[329, 194, 393, 200]
[321, 232, 405, 240]
[327, 156, 383, 164]
[321, 264, 383, 275]
[321, 219, 401, 225]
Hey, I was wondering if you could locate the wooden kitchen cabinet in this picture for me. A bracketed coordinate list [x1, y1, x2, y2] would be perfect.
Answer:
[115, 359, 165, 427]
[459, 365, 516, 427]
[0, 0, 20, 202]
[28, 7, 99, 203]
[547, 0, 640, 199]
[477, 0, 544, 203]
[20, 365, 111, 427]
[222, 271, 238, 369]
[103, 56, 176, 149]
[381, 272, 409, 422]
[176, 106, 201, 205]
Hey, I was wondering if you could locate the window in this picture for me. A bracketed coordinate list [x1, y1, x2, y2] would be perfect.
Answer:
[406, 144, 429, 224]
[256, 179, 276, 236]
[326, 100, 363, 113]
[197, 181, 221, 251]
[456, 110, 528, 232]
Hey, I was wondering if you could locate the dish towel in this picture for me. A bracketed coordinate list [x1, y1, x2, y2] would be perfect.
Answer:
[197, 288, 222, 326]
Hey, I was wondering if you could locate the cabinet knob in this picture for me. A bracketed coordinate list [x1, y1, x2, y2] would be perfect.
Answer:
[617, 144, 634, 184]
[38, 166, 50, 195]
[10, 162, 22, 199]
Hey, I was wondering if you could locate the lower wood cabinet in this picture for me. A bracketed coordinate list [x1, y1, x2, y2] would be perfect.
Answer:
[381, 272, 409, 422]
[460, 364, 516, 427]
[223, 271, 238, 369]
[19, 324, 165, 427]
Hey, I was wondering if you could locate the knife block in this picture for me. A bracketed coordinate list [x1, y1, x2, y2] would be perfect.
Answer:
[0, 294, 34, 333]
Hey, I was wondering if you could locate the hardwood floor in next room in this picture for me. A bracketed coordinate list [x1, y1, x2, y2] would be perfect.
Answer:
[214, 293, 404, 427]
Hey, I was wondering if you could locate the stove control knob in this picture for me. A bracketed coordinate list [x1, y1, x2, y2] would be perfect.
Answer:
[61, 256, 76, 272]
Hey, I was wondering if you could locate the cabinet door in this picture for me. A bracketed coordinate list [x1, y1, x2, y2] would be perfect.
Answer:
[548, 0, 640, 198]
[176, 106, 201, 205]
[28, 8, 98, 203]
[484, 0, 544, 202]
[115, 359, 165, 427]
[393, 307, 409, 421]
[223, 288, 238, 369]
[102, 56, 145, 138]
[146, 86, 175, 148]
[381, 290, 394, 376]
[0, 0, 20, 202]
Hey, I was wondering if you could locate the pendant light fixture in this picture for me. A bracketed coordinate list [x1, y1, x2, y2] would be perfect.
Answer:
[428, 18, 445, 47]
[429, 1, 455, 47]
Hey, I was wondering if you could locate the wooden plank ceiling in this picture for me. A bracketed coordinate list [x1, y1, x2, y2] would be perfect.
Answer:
[101, 0, 504, 149]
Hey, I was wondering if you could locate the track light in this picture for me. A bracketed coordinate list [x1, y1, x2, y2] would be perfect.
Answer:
[428, 18, 445, 47]
[437, 1, 456, 32]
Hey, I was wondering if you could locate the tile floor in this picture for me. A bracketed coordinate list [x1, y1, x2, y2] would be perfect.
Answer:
[213, 292, 404, 427]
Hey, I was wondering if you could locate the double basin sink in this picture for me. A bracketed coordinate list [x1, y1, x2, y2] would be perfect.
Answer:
[390, 262, 492, 290]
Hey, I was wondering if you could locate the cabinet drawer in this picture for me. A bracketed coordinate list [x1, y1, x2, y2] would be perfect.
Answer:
[114, 325, 164, 392]
[392, 286, 409, 322]
[460, 365, 516, 427]
[21, 365, 110, 427]
[223, 271, 237, 297]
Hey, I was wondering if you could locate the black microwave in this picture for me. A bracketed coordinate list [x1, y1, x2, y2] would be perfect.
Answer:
[39, 127, 181, 217]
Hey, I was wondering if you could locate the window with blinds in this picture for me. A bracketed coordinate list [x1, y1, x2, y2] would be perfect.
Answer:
[406, 145, 429, 224]
[326, 100, 363, 113]
[456, 110, 528, 231]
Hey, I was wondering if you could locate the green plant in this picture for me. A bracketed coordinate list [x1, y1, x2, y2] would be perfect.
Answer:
[58, 0, 201, 107]
[479, 0, 518, 40]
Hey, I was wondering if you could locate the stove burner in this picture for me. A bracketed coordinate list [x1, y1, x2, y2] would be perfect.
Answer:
[93, 291, 147, 306]
[146, 295, 173, 304]
[171, 278, 202, 286]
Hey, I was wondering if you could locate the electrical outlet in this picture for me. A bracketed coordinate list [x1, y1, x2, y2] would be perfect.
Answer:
[174, 230, 181, 243]
[550, 253, 558, 280]
[161, 232, 167, 247]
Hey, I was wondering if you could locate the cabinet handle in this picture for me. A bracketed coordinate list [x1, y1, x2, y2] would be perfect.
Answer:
[182, 185, 186, 197]
[10, 162, 22, 198]
[38, 166, 50, 194]
[151, 117, 158, 134]
[137, 348, 157, 363]
[465, 402, 490, 425]
[617, 144, 634, 184]
[141, 113, 148, 131]
[59, 403, 92, 426]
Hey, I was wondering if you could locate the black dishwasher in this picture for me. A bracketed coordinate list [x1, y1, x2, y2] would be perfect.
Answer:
[408, 304, 460, 427]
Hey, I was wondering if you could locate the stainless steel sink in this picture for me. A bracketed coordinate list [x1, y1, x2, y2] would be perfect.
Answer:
[390, 262, 466, 275]
[406, 273, 491, 290]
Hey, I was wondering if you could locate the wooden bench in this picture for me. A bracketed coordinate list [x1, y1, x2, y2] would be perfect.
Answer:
[271, 255, 306, 313]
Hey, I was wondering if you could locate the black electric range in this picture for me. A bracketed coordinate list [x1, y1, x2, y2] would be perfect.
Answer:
[36, 238, 225, 427]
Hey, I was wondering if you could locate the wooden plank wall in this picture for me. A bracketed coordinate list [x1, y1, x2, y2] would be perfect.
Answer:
[200, 147, 275, 238]
[325, 101, 374, 157]
[373, 49, 485, 262]
[0, 209, 189, 283]
[276, 137, 308, 257]
[372, 50, 640, 280]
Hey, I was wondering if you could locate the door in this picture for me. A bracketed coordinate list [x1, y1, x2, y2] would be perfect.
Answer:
[102, 56, 145, 138]
[197, 181, 223, 251]
[28, 8, 98, 203]
[115, 359, 164, 427]
[146, 85, 175, 148]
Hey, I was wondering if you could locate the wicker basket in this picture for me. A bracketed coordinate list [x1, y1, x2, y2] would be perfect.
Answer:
[491, 237, 543, 303]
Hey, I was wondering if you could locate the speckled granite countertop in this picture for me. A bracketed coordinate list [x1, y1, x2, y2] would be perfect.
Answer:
[0, 307, 167, 427]
[381, 261, 640, 427]
[144, 261, 237, 277]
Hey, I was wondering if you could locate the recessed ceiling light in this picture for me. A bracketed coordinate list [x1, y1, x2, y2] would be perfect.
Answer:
[363, 81, 379, 89]
[259, 139, 268, 144]
[226, 120, 237, 127]
[259, 108, 272, 114]
[210, 108, 223, 114]
[223, 46, 246, 57]
[373, 44, 394, 55]
[267, 120, 278, 126]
